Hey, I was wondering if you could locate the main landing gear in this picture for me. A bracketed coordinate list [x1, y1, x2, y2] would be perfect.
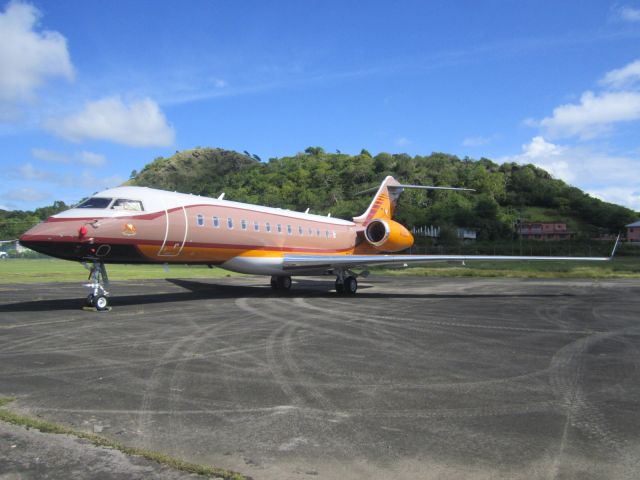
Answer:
[270, 275, 292, 291]
[269, 271, 359, 295]
[334, 269, 358, 295]
[83, 260, 110, 311]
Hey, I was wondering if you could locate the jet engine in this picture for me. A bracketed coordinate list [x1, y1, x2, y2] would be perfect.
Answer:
[364, 219, 414, 252]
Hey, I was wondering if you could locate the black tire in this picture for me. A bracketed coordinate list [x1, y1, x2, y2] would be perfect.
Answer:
[85, 294, 95, 307]
[270, 276, 278, 289]
[344, 276, 358, 295]
[335, 281, 344, 294]
[94, 295, 109, 311]
[277, 276, 292, 290]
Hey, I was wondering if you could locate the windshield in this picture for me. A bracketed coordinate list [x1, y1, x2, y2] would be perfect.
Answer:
[111, 199, 144, 211]
[76, 197, 113, 209]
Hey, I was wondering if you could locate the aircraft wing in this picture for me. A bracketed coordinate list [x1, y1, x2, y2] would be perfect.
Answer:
[283, 234, 620, 271]
[282, 252, 612, 271]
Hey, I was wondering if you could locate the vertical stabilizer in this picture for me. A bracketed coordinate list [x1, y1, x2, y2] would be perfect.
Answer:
[353, 176, 475, 226]
[353, 176, 403, 225]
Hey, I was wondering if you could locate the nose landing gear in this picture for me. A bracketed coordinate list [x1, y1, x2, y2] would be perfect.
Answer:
[83, 260, 110, 311]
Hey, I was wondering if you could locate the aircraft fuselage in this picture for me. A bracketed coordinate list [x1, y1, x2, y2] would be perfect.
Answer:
[20, 186, 361, 275]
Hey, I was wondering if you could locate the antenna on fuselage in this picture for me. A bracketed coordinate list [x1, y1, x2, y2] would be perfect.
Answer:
[304, 208, 309, 214]
[218, 193, 225, 200]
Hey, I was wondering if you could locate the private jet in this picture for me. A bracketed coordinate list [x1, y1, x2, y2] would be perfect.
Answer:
[19, 176, 617, 310]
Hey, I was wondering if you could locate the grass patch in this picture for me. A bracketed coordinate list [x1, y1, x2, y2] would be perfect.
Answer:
[0, 259, 244, 284]
[0, 397, 248, 480]
[1, 257, 639, 284]
[372, 257, 640, 279]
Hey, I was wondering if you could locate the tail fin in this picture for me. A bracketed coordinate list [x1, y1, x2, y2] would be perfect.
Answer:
[353, 176, 474, 225]
[353, 176, 402, 225]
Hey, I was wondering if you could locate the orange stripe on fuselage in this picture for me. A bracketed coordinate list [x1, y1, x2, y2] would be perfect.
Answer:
[137, 244, 356, 263]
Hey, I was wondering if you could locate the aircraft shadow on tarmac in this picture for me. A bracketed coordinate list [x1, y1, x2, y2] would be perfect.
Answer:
[0, 278, 574, 313]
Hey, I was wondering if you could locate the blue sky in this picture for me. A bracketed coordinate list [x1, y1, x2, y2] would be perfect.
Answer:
[1, 0, 639, 212]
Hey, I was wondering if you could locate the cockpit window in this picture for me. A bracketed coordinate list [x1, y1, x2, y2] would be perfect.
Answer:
[111, 199, 144, 211]
[76, 197, 113, 209]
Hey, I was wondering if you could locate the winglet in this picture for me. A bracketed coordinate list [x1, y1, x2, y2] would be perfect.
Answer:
[609, 233, 621, 259]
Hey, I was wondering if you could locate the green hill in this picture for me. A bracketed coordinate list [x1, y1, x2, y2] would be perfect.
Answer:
[3, 147, 637, 242]
[129, 147, 637, 240]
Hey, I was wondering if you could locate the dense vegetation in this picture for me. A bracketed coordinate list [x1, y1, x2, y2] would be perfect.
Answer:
[130, 147, 637, 240]
[2, 147, 637, 244]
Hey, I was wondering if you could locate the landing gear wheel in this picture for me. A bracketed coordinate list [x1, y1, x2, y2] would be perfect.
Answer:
[277, 276, 292, 290]
[270, 276, 292, 291]
[344, 276, 358, 295]
[83, 260, 111, 311]
[335, 281, 344, 294]
[94, 295, 109, 311]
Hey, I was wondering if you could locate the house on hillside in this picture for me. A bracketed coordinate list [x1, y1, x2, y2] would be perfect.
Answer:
[457, 228, 477, 242]
[410, 225, 478, 242]
[627, 220, 640, 242]
[517, 222, 574, 241]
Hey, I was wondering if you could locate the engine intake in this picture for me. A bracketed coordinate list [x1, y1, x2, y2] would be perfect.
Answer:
[364, 219, 414, 252]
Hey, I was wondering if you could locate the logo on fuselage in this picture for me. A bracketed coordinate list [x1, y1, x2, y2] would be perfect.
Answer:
[122, 223, 137, 236]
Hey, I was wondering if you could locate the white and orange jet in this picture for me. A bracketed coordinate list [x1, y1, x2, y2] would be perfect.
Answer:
[20, 176, 616, 310]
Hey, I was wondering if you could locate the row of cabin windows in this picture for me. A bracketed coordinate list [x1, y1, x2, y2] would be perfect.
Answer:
[195, 214, 337, 238]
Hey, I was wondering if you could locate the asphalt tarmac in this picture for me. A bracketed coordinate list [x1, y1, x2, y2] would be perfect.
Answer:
[1, 275, 640, 480]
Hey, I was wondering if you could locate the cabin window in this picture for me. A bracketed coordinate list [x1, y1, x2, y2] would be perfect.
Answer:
[308, 227, 313, 236]
[227, 217, 233, 229]
[196, 214, 204, 226]
[316, 229, 321, 237]
[212, 216, 220, 228]
[77, 197, 112, 209]
[241, 219, 247, 230]
[254, 220, 260, 231]
[298, 225, 303, 235]
[325, 230, 330, 238]
[265, 222, 271, 233]
[287, 225, 292, 235]
[277, 224, 282, 234]
[332, 231, 337, 238]
[111, 199, 144, 211]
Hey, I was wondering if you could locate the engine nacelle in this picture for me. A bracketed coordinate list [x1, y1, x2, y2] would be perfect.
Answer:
[364, 219, 414, 252]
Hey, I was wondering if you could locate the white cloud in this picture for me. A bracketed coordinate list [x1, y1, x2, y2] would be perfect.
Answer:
[12, 162, 122, 192]
[18, 162, 55, 181]
[45, 96, 175, 147]
[502, 136, 573, 182]
[78, 172, 125, 190]
[395, 137, 410, 147]
[499, 136, 640, 210]
[77, 151, 106, 166]
[617, 5, 640, 22]
[212, 78, 227, 88]
[462, 135, 497, 147]
[32, 148, 107, 166]
[600, 59, 640, 89]
[32, 148, 72, 163]
[539, 90, 640, 139]
[588, 187, 640, 212]
[3, 187, 50, 202]
[0, 1, 74, 104]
